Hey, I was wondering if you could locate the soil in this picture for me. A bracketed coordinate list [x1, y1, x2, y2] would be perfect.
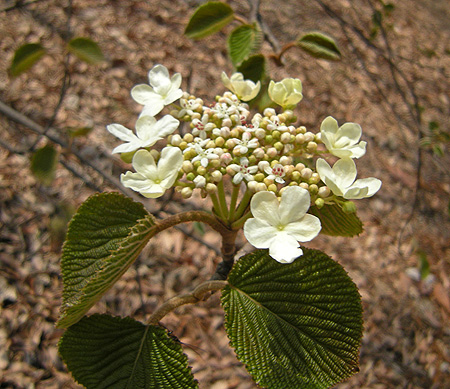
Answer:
[0, 0, 449, 388]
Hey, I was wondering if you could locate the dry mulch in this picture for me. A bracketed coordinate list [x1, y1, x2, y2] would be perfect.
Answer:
[1, 0, 449, 388]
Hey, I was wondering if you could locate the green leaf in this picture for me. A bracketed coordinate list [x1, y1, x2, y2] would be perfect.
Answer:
[57, 193, 157, 328]
[309, 204, 363, 237]
[59, 314, 198, 388]
[185, 1, 234, 39]
[221, 249, 362, 389]
[9, 43, 46, 77]
[67, 37, 105, 64]
[418, 251, 430, 280]
[296, 32, 341, 61]
[236, 54, 266, 83]
[30, 144, 58, 185]
[228, 23, 262, 66]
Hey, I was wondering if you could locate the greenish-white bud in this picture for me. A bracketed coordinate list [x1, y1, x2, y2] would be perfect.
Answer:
[318, 186, 331, 198]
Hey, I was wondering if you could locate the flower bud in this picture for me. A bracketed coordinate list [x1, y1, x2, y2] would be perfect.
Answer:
[181, 187, 193, 199]
[247, 180, 258, 193]
[253, 147, 265, 159]
[193, 175, 206, 188]
[225, 139, 236, 149]
[306, 141, 318, 153]
[342, 201, 357, 214]
[318, 186, 331, 198]
[264, 178, 274, 187]
[206, 183, 218, 194]
[267, 184, 277, 193]
[310, 173, 320, 184]
[315, 198, 325, 209]
[267, 147, 278, 158]
[215, 137, 225, 147]
[183, 133, 194, 143]
[295, 134, 305, 144]
[197, 166, 207, 175]
[211, 170, 223, 182]
[220, 152, 232, 165]
[264, 108, 276, 117]
[299, 182, 309, 190]
[222, 118, 232, 128]
[256, 182, 268, 192]
[254, 172, 265, 182]
[309, 184, 319, 195]
[274, 142, 284, 151]
[272, 130, 281, 140]
[279, 156, 292, 165]
[304, 132, 315, 143]
[171, 134, 182, 146]
[301, 168, 312, 180]
[280, 132, 291, 144]
[182, 161, 194, 173]
[255, 128, 266, 139]
[186, 172, 196, 181]
[291, 171, 301, 181]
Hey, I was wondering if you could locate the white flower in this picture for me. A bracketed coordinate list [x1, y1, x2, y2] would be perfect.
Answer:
[268, 78, 303, 108]
[192, 114, 215, 139]
[221, 72, 261, 101]
[229, 157, 258, 184]
[131, 64, 183, 116]
[232, 132, 258, 155]
[193, 175, 206, 188]
[106, 115, 179, 154]
[320, 116, 367, 159]
[316, 158, 381, 199]
[244, 186, 321, 263]
[120, 147, 182, 198]
[191, 143, 219, 168]
[264, 163, 286, 184]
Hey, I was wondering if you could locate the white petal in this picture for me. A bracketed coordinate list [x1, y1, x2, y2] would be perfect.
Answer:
[332, 158, 357, 188]
[320, 116, 339, 136]
[250, 191, 281, 226]
[131, 150, 158, 178]
[111, 142, 141, 154]
[106, 123, 137, 142]
[346, 177, 382, 198]
[283, 214, 322, 242]
[278, 186, 310, 224]
[131, 84, 155, 105]
[157, 147, 183, 183]
[347, 141, 367, 159]
[243, 218, 278, 248]
[139, 102, 165, 117]
[120, 172, 164, 198]
[148, 64, 171, 94]
[151, 115, 180, 138]
[164, 88, 183, 105]
[135, 115, 157, 141]
[336, 122, 362, 144]
[268, 231, 303, 263]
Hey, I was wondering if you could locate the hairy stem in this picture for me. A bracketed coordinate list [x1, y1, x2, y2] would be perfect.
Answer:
[148, 280, 227, 325]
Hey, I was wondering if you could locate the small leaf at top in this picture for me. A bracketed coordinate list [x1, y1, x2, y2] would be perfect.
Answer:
[184, 1, 234, 39]
[30, 144, 58, 185]
[309, 203, 363, 237]
[57, 192, 157, 328]
[9, 43, 46, 77]
[67, 37, 105, 64]
[59, 314, 198, 388]
[221, 248, 363, 389]
[296, 32, 341, 61]
[228, 23, 262, 66]
[236, 54, 265, 84]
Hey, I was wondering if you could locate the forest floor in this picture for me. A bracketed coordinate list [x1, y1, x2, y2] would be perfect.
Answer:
[1, 0, 450, 388]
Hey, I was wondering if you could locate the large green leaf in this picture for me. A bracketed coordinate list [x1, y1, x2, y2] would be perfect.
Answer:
[228, 23, 262, 66]
[296, 32, 341, 61]
[9, 42, 46, 77]
[236, 54, 266, 83]
[222, 249, 362, 389]
[185, 1, 234, 39]
[59, 314, 198, 388]
[67, 37, 105, 64]
[30, 144, 58, 185]
[309, 204, 363, 237]
[57, 193, 157, 328]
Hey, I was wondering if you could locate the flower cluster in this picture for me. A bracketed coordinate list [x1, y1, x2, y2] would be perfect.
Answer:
[107, 64, 381, 263]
